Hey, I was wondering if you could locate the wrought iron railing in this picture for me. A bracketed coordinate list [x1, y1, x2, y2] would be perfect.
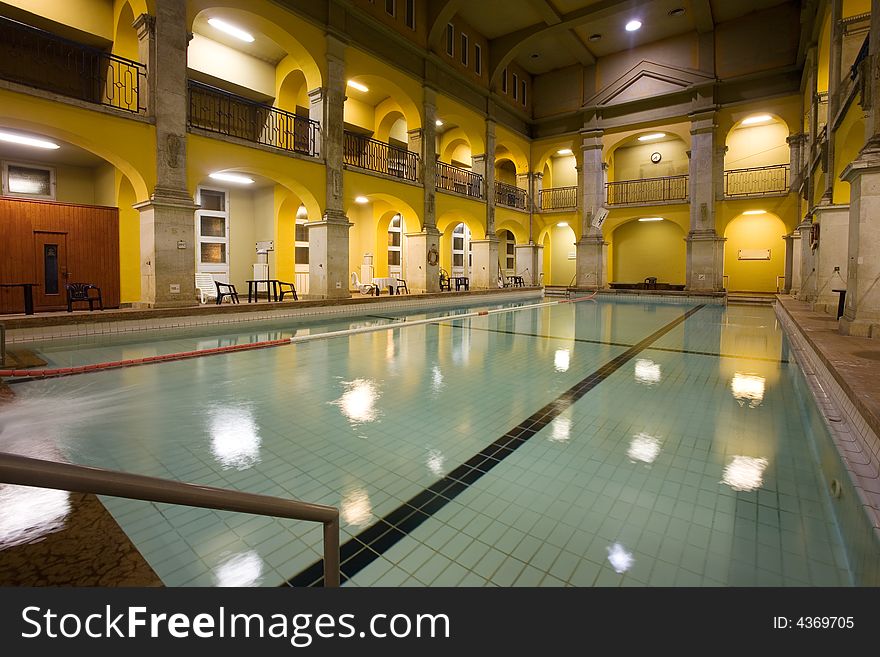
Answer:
[724, 163, 790, 197]
[343, 131, 420, 181]
[494, 181, 528, 209]
[0, 15, 145, 113]
[539, 186, 577, 210]
[436, 161, 482, 198]
[605, 175, 688, 205]
[188, 80, 319, 156]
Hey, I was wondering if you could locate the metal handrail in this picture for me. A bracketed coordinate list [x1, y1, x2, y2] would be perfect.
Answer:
[0, 452, 340, 587]
[539, 186, 577, 210]
[0, 323, 5, 366]
[436, 161, 483, 198]
[343, 131, 421, 181]
[494, 180, 528, 209]
[724, 163, 790, 197]
[0, 15, 146, 113]
[605, 174, 688, 205]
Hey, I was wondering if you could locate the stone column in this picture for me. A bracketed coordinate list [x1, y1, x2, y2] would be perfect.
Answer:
[515, 243, 543, 286]
[787, 133, 806, 191]
[132, 2, 197, 308]
[308, 87, 325, 156]
[485, 118, 497, 235]
[405, 87, 440, 293]
[822, 0, 844, 203]
[532, 171, 544, 217]
[714, 145, 728, 200]
[796, 217, 817, 301]
[471, 118, 498, 288]
[471, 154, 487, 199]
[839, 1, 880, 336]
[306, 34, 351, 299]
[685, 111, 725, 291]
[576, 128, 606, 289]
[783, 233, 802, 294]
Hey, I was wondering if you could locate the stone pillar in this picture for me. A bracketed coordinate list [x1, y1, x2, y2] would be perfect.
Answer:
[783, 232, 802, 294]
[470, 239, 499, 289]
[132, 2, 197, 308]
[471, 154, 487, 199]
[685, 111, 725, 291]
[307, 34, 351, 299]
[515, 243, 543, 286]
[532, 171, 544, 216]
[796, 217, 817, 302]
[714, 145, 728, 200]
[308, 87, 325, 156]
[576, 128, 606, 289]
[822, 0, 844, 203]
[404, 87, 440, 293]
[485, 118, 497, 236]
[787, 133, 806, 191]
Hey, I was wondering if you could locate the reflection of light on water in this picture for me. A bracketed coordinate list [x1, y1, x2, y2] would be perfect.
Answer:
[208, 405, 261, 470]
[341, 488, 373, 527]
[549, 416, 571, 443]
[213, 551, 264, 587]
[0, 484, 71, 549]
[731, 373, 765, 407]
[722, 455, 768, 491]
[431, 366, 445, 393]
[329, 379, 381, 426]
[634, 359, 661, 385]
[554, 349, 570, 372]
[607, 542, 634, 573]
[627, 433, 661, 464]
[426, 449, 445, 476]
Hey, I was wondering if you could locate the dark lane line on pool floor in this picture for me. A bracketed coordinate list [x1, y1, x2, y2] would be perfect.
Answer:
[284, 304, 706, 587]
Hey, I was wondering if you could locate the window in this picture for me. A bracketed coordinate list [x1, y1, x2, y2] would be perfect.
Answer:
[387, 214, 402, 275]
[451, 222, 470, 275]
[513, 74, 518, 100]
[505, 231, 515, 270]
[405, 0, 415, 29]
[501, 68, 507, 93]
[2, 162, 55, 200]
[474, 44, 482, 75]
[195, 187, 229, 278]
[446, 24, 454, 56]
[385, 0, 395, 17]
[521, 80, 527, 106]
[461, 34, 468, 66]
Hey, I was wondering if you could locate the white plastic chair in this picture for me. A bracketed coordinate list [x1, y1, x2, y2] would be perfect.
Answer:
[195, 272, 217, 304]
[351, 271, 377, 295]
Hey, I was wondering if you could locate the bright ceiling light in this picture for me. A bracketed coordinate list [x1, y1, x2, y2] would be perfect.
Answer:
[435, 119, 443, 127]
[354, 196, 369, 204]
[557, 221, 569, 227]
[743, 209, 766, 215]
[742, 114, 772, 126]
[556, 148, 573, 155]
[625, 20, 642, 31]
[209, 172, 254, 184]
[0, 130, 60, 149]
[638, 217, 663, 222]
[347, 80, 369, 93]
[638, 132, 665, 141]
[207, 18, 254, 43]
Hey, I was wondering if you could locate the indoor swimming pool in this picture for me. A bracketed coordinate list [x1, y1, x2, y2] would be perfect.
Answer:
[0, 298, 862, 586]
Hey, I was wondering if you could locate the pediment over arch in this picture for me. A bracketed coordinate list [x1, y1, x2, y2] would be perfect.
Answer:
[585, 61, 716, 108]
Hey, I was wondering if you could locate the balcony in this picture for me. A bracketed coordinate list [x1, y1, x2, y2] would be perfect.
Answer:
[605, 175, 688, 206]
[188, 81, 320, 156]
[0, 15, 145, 113]
[343, 131, 420, 182]
[724, 164, 790, 198]
[495, 181, 528, 210]
[539, 186, 577, 211]
[436, 161, 482, 198]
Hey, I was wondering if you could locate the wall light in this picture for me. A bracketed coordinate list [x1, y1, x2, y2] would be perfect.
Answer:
[625, 20, 642, 31]
[556, 148, 573, 155]
[435, 119, 444, 127]
[638, 217, 663, 222]
[355, 196, 369, 204]
[209, 172, 254, 184]
[347, 80, 369, 92]
[0, 130, 60, 149]
[295, 204, 308, 219]
[637, 132, 665, 141]
[743, 210, 766, 215]
[741, 114, 772, 126]
[557, 221, 568, 227]
[207, 18, 254, 43]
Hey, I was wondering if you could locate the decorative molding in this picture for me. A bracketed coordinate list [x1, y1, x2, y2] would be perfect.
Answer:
[584, 60, 716, 109]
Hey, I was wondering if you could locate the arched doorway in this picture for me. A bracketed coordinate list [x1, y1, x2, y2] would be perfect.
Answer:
[611, 218, 686, 285]
[451, 222, 471, 277]
[723, 211, 787, 292]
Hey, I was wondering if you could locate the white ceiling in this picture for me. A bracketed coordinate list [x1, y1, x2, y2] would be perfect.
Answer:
[192, 13, 287, 65]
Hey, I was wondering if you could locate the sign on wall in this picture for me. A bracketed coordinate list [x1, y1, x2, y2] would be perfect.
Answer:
[737, 249, 771, 260]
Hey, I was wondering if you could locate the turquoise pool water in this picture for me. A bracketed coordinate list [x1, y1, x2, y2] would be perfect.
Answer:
[1, 298, 854, 586]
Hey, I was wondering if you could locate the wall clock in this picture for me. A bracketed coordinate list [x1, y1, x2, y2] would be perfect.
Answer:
[650, 152, 662, 163]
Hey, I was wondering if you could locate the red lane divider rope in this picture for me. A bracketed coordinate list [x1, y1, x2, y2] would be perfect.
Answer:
[0, 337, 291, 380]
[561, 291, 599, 303]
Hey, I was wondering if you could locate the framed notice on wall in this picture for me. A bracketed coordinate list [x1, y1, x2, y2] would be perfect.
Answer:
[738, 249, 771, 260]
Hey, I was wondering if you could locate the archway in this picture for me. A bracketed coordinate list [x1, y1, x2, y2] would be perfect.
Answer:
[611, 218, 686, 285]
[723, 212, 787, 292]
[541, 222, 576, 286]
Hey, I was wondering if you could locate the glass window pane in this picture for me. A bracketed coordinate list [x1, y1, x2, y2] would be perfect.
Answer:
[44, 244, 59, 295]
[8, 165, 51, 196]
[388, 251, 401, 266]
[295, 223, 309, 242]
[388, 231, 401, 247]
[200, 216, 226, 238]
[295, 246, 309, 264]
[200, 242, 226, 264]
[453, 254, 463, 267]
[453, 237, 463, 250]
[200, 189, 225, 211]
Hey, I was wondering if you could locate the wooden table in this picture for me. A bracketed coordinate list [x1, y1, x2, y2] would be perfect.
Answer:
[0, 283, 39, 315]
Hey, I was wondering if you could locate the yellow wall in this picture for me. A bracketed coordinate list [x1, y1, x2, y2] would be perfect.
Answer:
[611, 220, 686, 284]
[612, 139, 688, 181]
[817, 11, 831, 94]
[549, 154, 577, 187]
[723, 213, 787, 292]
[843, 0, 871, 17]
[833, 100, 866, 204]
[117, 174, 140, 303]
[226, 186, 256, 292]
[344, 97, 376, 132]
[2, 0, 114, 40]
[725, 122, 790, 168]
[188, 34, 276, 98]
[544, 224, 576, 285]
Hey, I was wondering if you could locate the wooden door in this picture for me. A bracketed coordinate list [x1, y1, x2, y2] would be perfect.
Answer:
[33, 232, 68, 310]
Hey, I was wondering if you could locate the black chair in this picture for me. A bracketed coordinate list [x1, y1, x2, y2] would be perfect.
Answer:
[214, 281, 240, 304]
[65, 283, 103, 312]
[277, 280, 298, 301]
[644, 276, 658, 290]
[395, 277, 409, 294]
[439, 269, 452, 291]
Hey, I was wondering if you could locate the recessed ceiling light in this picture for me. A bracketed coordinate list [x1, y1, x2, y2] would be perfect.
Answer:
[347, 80, 369, 93]
[556, 148, 573, 155]
[743, 210, 766, 215]
[741, 114, 773, 126]
[625, 20, 642, 32]
[207, 18, 254, 43]
[637, 132, 666, 141]
[557, 221, 569, 227]
[435, 119, 443, 127]
[209, 172, 254, 184]
[588, 33, 602, 41]
[0, 130, 60, 149]
[355, 196, 369, 204]
[639, 217, 663, 222]
[530, 53, 540, 59]
[669, 8, 686, 17]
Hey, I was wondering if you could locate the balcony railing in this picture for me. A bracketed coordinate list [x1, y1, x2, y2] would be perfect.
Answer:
[605, 175, 688, 205]
[724, 164, 790, 197]
[343, 131, 420, 182]
[0, 15, 145, 113]
[188, 80, 319, 156]
[436, 161, 482, 198]
[495, 181, 528, 210]
[539, 186, 577, 210]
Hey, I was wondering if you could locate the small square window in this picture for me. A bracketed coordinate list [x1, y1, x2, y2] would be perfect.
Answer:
[461, 34, 468, 66]
[475, 44, 482, 75]
[295, 246, 309, 264]
[521, 80, 527, 105]
[385, 0, 395, 17]
[295, 223, 309, 242]
[513, 74, 518, 100]
[2, 162, 55, 199]
[446, 24, 454, 56]
[405, 0, 415, 29]
[501, 68, 507, 93]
